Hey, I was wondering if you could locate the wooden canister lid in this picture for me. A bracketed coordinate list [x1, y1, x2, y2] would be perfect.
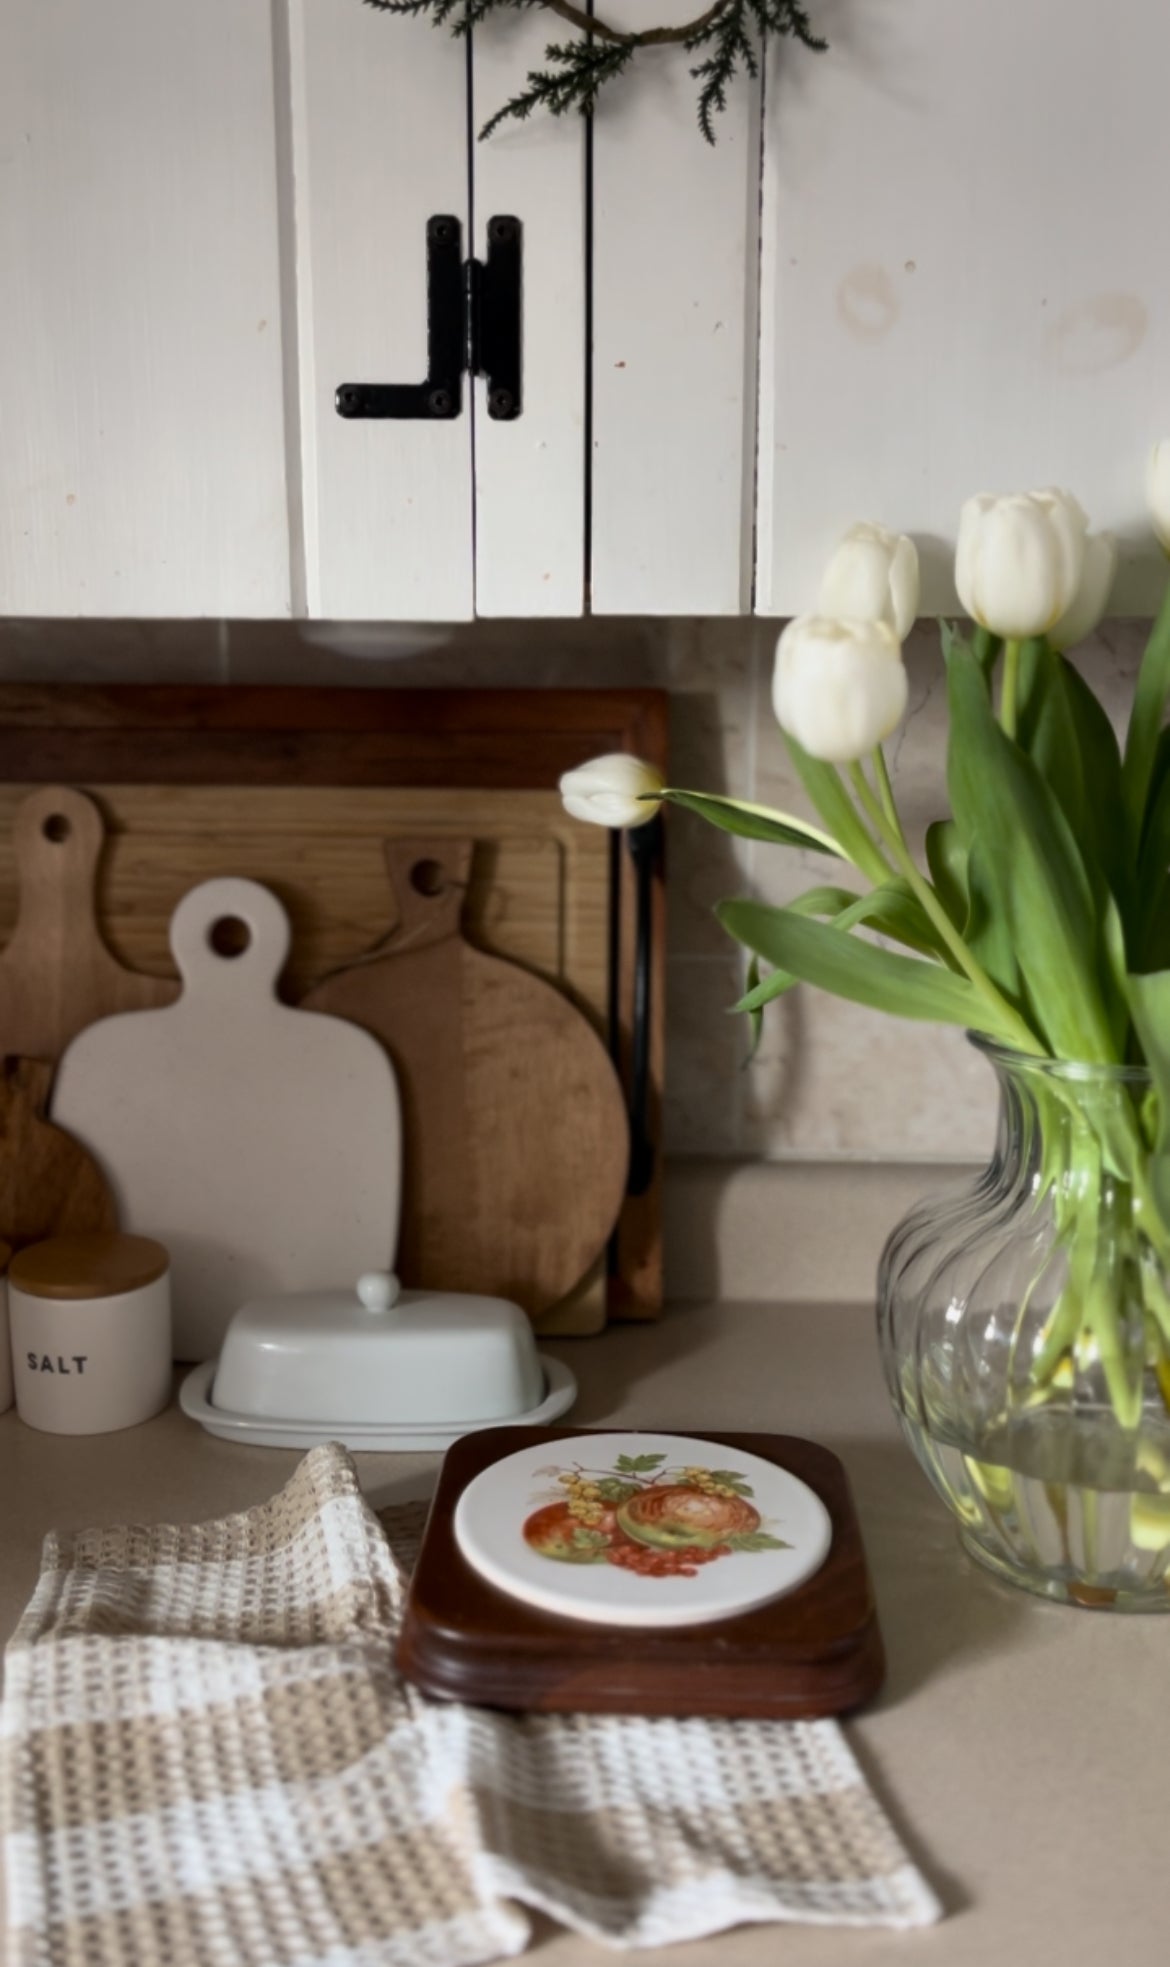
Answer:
[10, 1234, 169, 1301]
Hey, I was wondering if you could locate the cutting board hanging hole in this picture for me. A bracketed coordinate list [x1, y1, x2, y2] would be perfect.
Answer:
[410, 858, 447, 899]
[207, 916, 252, 960]
[41, 812, 71, 844]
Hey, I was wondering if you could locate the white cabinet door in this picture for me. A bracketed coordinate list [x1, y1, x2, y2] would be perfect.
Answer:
[0, 0, 291, 619]
[472, 16, 587, 618]
[589, 4, 762, 616]
[288, 0, 473, 622]
[756, 0, 1170, 617]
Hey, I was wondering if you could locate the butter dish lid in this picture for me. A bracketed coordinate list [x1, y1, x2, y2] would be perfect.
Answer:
[10, 1234, 169, 1301]
[211, 1271, 547, 1427]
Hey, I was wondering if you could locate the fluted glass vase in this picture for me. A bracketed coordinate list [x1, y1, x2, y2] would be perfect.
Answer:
[878, 1040, 1170, 1609]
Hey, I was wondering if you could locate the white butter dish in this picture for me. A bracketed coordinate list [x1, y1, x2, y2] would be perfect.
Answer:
[179, 1271, 576, 1450]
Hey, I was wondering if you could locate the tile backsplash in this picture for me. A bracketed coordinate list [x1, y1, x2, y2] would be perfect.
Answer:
[0, 613, 1145, 1164]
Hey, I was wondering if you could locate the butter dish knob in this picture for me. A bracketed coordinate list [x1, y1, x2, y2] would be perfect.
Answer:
[356, 1271, 401, 1314]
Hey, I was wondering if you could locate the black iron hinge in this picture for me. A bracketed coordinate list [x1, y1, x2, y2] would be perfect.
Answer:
[335, 214, 521, 423]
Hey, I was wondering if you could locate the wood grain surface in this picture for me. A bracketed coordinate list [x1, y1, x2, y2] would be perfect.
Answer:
[397, 1427, 885, 1719]
[0, 687, 667, 1325]
[0, 1057, 118, 1251]
[303, 838, 629, 1318]
[0, 786, 178, 1063]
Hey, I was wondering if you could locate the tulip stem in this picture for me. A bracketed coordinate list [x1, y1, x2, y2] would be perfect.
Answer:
[850, 758, 1041, 1052]
[873, 747, 906, 845]
[1000, 638, 1022, 740]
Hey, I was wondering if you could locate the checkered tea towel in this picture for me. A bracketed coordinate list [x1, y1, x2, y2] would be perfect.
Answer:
[1, 1443, 941, 1964]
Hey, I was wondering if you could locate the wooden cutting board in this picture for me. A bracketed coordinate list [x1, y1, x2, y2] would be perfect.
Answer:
[0, 785, 178, 1061]
[302, 838, 629, 1318]
[0, 1056, 118, 1250]
[52, 877, 402, 1362]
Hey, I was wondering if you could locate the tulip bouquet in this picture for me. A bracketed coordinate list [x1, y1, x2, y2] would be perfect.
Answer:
[561, 448, 1170, 1449]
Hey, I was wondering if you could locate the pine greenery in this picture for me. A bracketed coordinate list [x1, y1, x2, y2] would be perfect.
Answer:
[362, 0, 827, 143]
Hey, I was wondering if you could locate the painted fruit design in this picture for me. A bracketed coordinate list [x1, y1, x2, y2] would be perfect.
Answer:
[522, 1451, 789, 1579]
[616, 1486, 761, 1549]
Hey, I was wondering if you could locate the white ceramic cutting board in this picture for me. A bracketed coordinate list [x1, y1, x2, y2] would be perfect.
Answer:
[52, 878, 402, 1360]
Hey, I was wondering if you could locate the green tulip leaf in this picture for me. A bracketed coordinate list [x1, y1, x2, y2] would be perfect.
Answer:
[1134, 728, 1170, 970]
[731, 879, 944, 1014]
[945, 640, 1115, 1062]
[965, 837, 1022, 998]
[1123, 581, 1170, 844]
[728, 885, 858, 1014]
[925, 820, 970, 932]
[1015, 641, 1127, 912]
[970, 623, 1003, 683]
[743, 953, 765, 1062]
[657, 789, 843, 857]
[781, 736, 892, 885]
[1123, 970, 1170, 1226]
[718, 899, 1015, 1036]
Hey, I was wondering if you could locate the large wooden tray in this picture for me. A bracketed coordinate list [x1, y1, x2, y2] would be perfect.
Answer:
[0, 687, 667, 1329]
[397, 1427, 885, 1718]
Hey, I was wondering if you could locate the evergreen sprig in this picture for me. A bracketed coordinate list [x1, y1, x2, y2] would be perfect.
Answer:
[362, 0, 827, 143]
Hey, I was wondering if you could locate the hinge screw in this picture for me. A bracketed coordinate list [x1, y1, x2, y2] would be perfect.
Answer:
[488, 388, 516, 419]
[428, 388, 454, 417]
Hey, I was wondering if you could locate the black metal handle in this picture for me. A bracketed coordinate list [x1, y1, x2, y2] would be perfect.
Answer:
[335, 214, 522, 422]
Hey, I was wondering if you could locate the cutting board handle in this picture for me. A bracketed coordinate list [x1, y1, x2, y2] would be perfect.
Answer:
[169, 878, 291, 1001]
[9, 787, 107, 949]
[1, 1056, 53, 1119]
[382, 839, 472, 953]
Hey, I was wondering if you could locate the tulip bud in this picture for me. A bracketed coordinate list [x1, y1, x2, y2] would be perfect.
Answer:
[820, 522, 920, 640]
[1147, 441, 1170, 553]
[1048, 532, 1117, 650]
[955, 488, 1088, 638]
[772, 616, 908, 765]
[559, 754, 665, 829]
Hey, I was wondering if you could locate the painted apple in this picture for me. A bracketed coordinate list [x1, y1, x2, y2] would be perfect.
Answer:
[522, 1502, 617, 1563]
[615, 1485, 760, 1550]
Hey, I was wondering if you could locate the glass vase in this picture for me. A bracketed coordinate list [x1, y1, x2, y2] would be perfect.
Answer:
[878, 1040, 1170, 1609]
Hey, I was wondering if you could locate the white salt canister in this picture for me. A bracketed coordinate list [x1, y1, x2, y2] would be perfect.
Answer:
[0, 1240, 12, 1414]
[10, 1235, 171, 1435]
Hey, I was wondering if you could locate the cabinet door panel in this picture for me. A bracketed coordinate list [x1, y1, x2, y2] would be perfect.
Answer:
[472, 19, 586, 618]
[0, 0, 290, 619]
[757, 1, 1170, 616]
[289, 0, 473, 621]
[589, 6, 762, 616]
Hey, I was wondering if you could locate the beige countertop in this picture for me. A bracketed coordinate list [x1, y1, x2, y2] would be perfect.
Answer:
[1, 1301, 1165, 1964]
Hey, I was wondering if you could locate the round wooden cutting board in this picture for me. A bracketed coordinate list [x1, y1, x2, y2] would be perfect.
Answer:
[302, 838, 630, 1318]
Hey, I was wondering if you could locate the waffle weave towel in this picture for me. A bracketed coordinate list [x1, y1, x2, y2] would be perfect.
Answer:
[1, 1444, 941, 1963]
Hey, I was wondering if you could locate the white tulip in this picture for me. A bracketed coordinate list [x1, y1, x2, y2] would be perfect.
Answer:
[1147, 441, 1170, 553]
[559, 753, 664, 829]
[955, 487, 1088, 638]
[772, 615, 909, 765]
[820, 521, 920, 640]
[1048, 532, 1117, 649]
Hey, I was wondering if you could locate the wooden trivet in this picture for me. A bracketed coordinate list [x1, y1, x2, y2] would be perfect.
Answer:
[397, 1426, 885, 1719]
